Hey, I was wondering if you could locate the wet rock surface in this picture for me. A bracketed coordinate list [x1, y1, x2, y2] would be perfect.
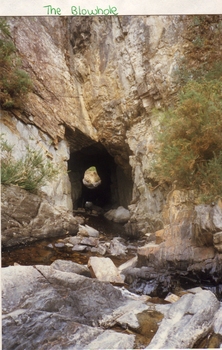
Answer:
[50, 259, 91, 278]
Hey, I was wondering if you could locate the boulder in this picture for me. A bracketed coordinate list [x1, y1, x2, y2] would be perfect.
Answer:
[146, 290, 220, 349]
[80, 236, 99, 247]
[164, 293, 180, 303]
[104, 206, 130, 224]
[66, 236, 81, 245]
[2, 264, 220, 350]
[82, 169, 101, 189]
[108, 237, 128, 256]
[2, 264, 129, 349]
[78, 224, 100, 237]
[214, 305, 222, 335]
[72, 244, 87, 252]
[118, 256, 138, 275]
[1, 184, 78, 248]
[88, 256, 124, 284]
[50, 259, 91, 277]
[91, 244, 107, 255]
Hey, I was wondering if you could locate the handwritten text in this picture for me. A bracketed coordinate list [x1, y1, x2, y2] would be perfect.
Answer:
[43, 5, 118, 16]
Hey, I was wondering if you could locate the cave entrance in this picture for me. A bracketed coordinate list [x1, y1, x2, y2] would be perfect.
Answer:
[67, 137, 132, 211]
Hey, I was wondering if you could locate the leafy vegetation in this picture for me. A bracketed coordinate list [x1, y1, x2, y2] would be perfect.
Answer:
[0, 18, 32, 109]
[1, 135, 59, 192]
[152, 16, 222, 203]
[87, 166, 96, 172]
[152, 78, 222, 202]
[174, 15, 222, 86]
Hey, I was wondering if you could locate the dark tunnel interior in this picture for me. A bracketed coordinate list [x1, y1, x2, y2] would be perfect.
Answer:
[68, 142, 133, 210]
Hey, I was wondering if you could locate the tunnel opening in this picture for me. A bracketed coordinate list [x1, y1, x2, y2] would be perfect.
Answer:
[67, 137, 133, 211]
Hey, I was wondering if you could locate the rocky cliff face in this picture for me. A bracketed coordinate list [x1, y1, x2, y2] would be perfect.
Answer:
[2, 16, 187, 231]
[1, 16, 222, 285]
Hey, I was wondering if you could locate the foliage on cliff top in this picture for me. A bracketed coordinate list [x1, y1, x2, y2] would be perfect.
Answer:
[152, 15, 222, 203]
[0, 135, 59, 192]
[175, 15, 222, 85]
[152, 77, 222, 203]
[0, 18, 32, 109]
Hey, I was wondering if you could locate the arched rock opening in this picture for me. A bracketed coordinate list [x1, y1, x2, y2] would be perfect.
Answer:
[66, 128, 133, 211]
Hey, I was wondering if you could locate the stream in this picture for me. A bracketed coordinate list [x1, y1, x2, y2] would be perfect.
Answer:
[2, 212, 222, 302]
[2, 212, 222, 349]
[2, 213, 140, 268]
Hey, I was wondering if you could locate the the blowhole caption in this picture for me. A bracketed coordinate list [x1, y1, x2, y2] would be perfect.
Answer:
[43, 5, 118, 15]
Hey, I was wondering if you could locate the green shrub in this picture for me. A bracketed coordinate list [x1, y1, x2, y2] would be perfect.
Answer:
[152, 78, 222, 202]
[0, 18, 32, 109]
[1, 135, 59, 192]
[174, 60, 222, 86]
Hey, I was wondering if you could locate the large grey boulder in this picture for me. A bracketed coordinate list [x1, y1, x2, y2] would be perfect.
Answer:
[146, 290, 220, 349]
[2, 264, 132, 349]
[78, 224, 100, 237]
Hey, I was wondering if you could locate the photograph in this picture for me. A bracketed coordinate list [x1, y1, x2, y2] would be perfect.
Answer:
[1, 12, 222, 349]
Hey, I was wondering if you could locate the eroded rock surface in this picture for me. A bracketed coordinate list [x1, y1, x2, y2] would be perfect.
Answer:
[2, 264, 221, 349]
[146, 290, 220, 349]
[2, 15, 191, 234]
[1, 184, 78, 247]
[136, 190, 222, 291]
[2, 264, 128, 349]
